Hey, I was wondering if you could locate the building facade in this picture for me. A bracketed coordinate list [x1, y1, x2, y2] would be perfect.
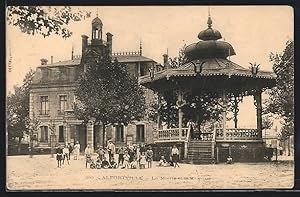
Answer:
[29, 16, 161, 152]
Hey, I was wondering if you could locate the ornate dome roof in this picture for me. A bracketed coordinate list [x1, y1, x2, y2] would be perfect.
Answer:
[197, 16, 222, 40]
[198, 28, 222, 41]
[185, 41, 236, 59]
[184, 16, 236, 60]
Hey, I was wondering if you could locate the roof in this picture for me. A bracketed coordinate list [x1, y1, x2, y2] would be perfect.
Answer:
[92, 16, 103, 25]
[39, 59, 81, 67]
[139, 58, 276, 84]
[38, 54, 156, 68]
[112, 55, 155, 63]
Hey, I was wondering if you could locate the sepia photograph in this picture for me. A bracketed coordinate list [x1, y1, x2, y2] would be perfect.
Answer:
[6, 5, 294, 190]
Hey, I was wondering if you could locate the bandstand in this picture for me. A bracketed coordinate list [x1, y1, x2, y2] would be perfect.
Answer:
[139, 15, 276, 163]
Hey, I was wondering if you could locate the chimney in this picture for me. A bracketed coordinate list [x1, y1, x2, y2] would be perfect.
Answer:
[81, 35, 88, 55]
[40, 58, 48, 65]
[163, 54, 169, 69]
[50, 56, 53, 64]
[106, 32, 113, 57]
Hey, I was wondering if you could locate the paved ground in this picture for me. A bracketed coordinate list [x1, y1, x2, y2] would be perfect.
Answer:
[6, 154, 294, 190]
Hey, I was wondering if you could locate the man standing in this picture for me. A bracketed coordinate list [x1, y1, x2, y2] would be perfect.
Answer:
[107, 140, 116, 162]
[67, 143, 73, 160]
[140, 143, 146, 155]
[117, 147, 125, 167]
[171, 145, 180, 168]
[84, 144, 92, 168]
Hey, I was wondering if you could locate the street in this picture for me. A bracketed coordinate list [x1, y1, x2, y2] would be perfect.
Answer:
[7, 154, 294, 190]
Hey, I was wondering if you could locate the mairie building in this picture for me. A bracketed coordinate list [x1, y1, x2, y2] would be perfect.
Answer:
[29, 16, 162, 152]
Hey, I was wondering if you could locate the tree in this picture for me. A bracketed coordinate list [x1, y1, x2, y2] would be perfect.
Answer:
[158, 91, 180, 128]
[7, 6, 91, 38]
[7, 70, 34, 153]
[157, 90, 223, 130]
[74, 57, 146, 146]
[25, 114, 41, 158]
[168, 44, 189, 68]
[227, 94, 243, 128]
[182, 92, 223, 131]
[266, 40, 294, 140]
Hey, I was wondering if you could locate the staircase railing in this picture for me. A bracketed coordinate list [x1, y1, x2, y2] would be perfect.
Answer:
[186, 126, 191, 142]
[211, 124, 217, 162]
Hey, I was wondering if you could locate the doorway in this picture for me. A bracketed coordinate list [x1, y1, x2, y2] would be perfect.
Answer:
[70, 124, 86, 152]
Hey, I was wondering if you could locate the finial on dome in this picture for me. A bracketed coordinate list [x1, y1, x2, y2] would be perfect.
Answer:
[207, 16, 213, 28]
[207, 7, 213, 28]
[96, 8, 99, 17]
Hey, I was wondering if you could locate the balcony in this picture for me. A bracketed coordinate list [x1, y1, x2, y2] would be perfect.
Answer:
[155, 127, 261, 143]
[157, 128, 189, 142]
[215, 128, 261, 142]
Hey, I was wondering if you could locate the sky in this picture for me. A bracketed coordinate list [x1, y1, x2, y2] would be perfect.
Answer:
[6, 5, 293, 129]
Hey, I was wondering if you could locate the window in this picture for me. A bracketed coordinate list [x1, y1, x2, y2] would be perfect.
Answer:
[140, 64, 146, 76]
[58, 126, 64, 143]
[136, 125, 145, 142]
[59, 95, 67, 114]
[40, 96, 49, 115]
[40, 126, 48, 143]
[115, 125, 124, 142]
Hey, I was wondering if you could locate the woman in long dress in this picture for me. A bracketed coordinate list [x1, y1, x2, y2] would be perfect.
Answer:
[73, 141, 80, 160]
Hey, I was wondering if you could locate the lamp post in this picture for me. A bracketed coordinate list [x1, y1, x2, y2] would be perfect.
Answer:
[63, 119, 67, 144]
[49, 120, 56, 158]
[29, 130, 33, 158]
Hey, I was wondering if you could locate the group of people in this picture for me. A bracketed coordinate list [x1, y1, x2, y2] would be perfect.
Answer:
[55, 141, 81, 168]
[90, 141, 154, 169]
[157, 145, 180, 168]
[56, 140, 181, 169]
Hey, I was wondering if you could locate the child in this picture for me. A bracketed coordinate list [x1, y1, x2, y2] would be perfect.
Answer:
[168, 156, 174, 166]
[130, 158, 138, 169]
[109, 157, 118, 169]
[122, 151, 130, 169]
[63, 144, 70, 165]
[146, 146, 153, 168]
[158, 156, 167, 167]
[56, 144, 63, 168]
[226, 155, 233, 164]
[101, 156, 110, 169]
[95, 156, 102, 169]
[139, 152, 147, 169]
[96, 146, 105, 162]
[128, 147, 135, 163]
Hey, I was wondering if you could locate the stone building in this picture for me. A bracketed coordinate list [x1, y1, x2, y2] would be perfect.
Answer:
[29, 16, 161, 152]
